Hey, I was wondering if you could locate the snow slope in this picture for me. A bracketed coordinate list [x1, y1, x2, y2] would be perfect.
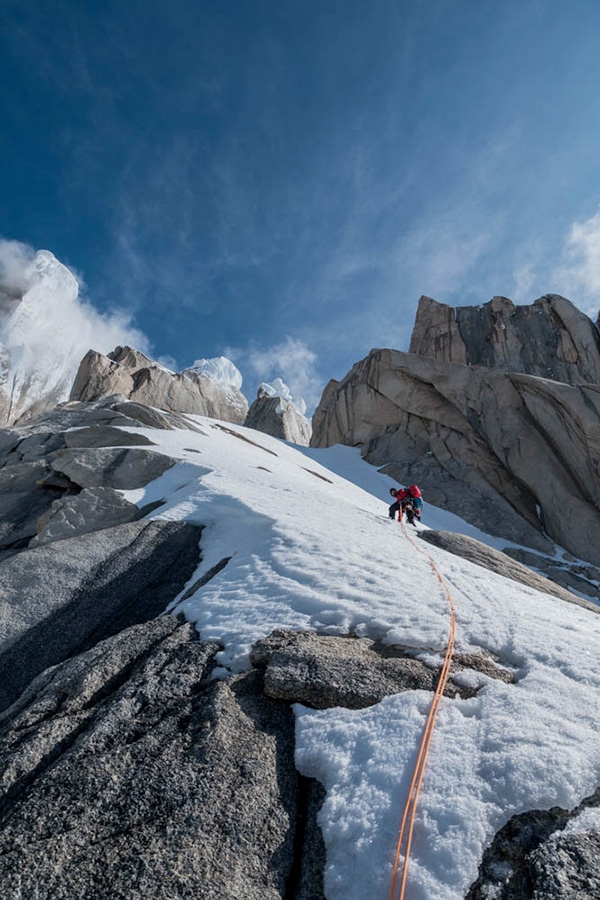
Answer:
[120, 417, 600, 900]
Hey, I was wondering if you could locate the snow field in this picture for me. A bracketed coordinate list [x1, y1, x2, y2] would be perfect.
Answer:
[119, 416, 600, 900]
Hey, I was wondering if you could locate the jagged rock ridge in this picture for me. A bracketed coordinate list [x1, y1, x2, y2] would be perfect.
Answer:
[410, 293, 600, 382]
[71, 345, 249, 423]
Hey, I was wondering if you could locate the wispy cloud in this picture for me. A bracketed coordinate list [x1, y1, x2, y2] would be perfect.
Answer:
[552, 207, 600, 317]
[226, 336, 323, 411]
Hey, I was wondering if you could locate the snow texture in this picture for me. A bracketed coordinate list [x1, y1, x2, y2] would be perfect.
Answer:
[119, 420, 600, 900]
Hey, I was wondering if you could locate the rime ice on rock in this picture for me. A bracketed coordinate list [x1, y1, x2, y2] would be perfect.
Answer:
[185, 356, 244, 391]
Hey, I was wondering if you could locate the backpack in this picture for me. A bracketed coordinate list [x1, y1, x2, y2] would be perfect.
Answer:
[406, 484, 422, 498]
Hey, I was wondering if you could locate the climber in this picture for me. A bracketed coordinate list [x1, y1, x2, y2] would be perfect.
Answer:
[388, 485, 423, 525]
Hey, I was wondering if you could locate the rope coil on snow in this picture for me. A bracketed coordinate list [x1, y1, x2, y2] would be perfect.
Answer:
[388, 518, 457, 900]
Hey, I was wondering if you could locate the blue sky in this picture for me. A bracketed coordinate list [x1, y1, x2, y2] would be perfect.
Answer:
[2, 0, 600, 407]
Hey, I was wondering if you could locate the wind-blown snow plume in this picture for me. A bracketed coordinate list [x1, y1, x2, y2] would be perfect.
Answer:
[0, 240, 148, 424]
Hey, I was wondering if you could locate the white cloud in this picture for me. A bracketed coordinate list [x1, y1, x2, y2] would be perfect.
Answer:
[226, 336, 323, 413]
[553, 208, 600, 317]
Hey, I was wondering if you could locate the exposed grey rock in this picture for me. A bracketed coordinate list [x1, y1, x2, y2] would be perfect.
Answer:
[295, 779, 327, 900]
[466, 796, 600, 900]
[0, 616, 303, 900]
[0, 460, 79, 550]
[0, 520, 203, 712]
[109, 399, 209, 432]
[530, 833, 600, 899]
[30, 486, 142, 546]
[250, 630, 512, 708]
[417, 531, 599, 611]
[49, 446, 175, 489]
[12, 399, 148, 433]
[245, 392, 312, 445]
[71, 346, 249, 423]
[0, 430, 66, 465]
[64, 425, 155, 448]
[311, 347, 600, 566]
[503, 546, 600, 603]
[0, 458, 49, 490]
[409, 294, 600, 383]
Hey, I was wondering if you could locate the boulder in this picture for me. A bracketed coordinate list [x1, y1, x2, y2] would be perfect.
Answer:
[467, 800, 600, 900]
[245, 392, 312, 445]
[63, 425, 155, 448]
[0, 459, 79, 550]
[250, 630, 513, 708]
[29, 486, 142, 547]
[71, 346, 249, 423]
[49, 446, 175, 490]
[409, 294, 600, 383]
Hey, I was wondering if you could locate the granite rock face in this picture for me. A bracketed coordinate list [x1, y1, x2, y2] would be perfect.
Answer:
[71, 346, 249, 423]
[311, 346, 600, 569]
[0, 617, 303, 900]
[409, 294, 600, 383]
[0, 401, 181, 551]
[245, 391, 312, 445]
[0, 519, 203, 712]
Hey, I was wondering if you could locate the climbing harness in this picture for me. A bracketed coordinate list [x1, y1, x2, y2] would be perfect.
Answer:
[388, 518, 457, 900]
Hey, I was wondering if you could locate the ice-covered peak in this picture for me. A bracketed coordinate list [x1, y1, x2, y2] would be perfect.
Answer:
[258, 377, 307, 416]
[185, 356, 243, 390]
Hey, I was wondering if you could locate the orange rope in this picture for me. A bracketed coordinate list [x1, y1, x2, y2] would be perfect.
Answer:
[388, 516, 456, 900]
